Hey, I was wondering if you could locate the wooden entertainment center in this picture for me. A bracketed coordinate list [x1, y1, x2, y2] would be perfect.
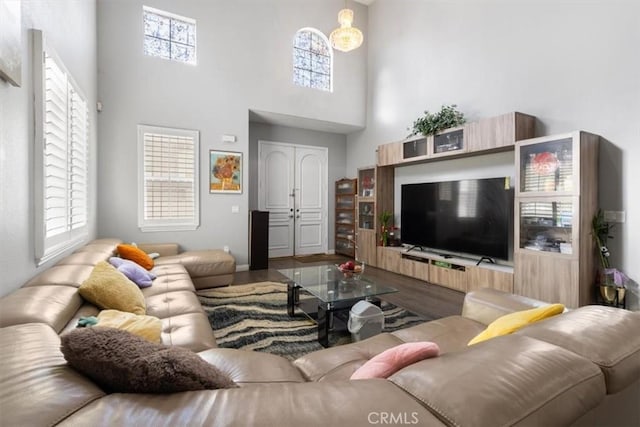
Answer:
[355, 112, 600, 307]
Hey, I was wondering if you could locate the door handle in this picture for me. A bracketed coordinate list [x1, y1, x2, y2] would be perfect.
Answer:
[296, 215, 300, 219]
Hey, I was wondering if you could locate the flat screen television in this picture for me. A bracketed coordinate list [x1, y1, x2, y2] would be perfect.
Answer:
[400, 177, 513, 260]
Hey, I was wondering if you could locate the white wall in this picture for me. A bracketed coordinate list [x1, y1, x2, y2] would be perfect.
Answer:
[0, 0, 98, 296]
[96, 0, 367, 266]
[347, 0, 640, 281]
[248, 122, 348, 251]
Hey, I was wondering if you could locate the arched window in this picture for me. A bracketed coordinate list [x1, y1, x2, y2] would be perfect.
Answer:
[293, 28, 332, 92]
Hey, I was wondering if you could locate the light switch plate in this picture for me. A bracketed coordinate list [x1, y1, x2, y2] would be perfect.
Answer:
[231, 205, 239, 213]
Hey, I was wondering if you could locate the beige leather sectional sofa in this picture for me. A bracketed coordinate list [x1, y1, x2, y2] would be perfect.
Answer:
[1, 238, 639, 427]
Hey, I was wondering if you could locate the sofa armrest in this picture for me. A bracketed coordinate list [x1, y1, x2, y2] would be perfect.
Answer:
[136, 243, 180, 257]
[461, 288, 550, 325]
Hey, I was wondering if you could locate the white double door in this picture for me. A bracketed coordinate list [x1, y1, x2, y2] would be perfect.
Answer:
[258, 141, 328, 258]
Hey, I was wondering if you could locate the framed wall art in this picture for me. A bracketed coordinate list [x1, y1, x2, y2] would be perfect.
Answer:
[210, 150, 242, 194]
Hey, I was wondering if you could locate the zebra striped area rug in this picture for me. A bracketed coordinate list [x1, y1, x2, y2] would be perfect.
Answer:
[197, 282, 428, 361]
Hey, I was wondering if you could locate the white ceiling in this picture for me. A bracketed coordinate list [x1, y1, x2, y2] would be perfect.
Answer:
[354, 0, 376, 5]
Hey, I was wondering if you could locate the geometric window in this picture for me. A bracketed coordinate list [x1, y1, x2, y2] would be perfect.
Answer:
[137, 125, 200, 232]
[33, 30, 89, 265]
[143, 6, 197, 65]
[293, 28, 332, 92]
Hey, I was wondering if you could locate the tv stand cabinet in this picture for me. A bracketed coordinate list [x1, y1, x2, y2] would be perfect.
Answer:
[377, 247, 514, 293]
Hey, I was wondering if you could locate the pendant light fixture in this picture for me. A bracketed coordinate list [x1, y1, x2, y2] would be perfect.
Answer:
[329, 1, 363, 52]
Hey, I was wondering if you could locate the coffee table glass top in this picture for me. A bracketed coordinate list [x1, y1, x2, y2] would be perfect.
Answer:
[278, 264, 397, 303]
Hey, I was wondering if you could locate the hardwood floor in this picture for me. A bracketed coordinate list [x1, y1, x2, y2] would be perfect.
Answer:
[232, 255, 465, 320]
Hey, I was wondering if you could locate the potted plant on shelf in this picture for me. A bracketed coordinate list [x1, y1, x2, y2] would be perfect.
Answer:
[379, 211, 392, 246]
[592, 209, 626, 305]
[407, 104, 466, 138]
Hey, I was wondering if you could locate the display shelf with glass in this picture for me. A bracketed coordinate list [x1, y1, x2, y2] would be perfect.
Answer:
[335, 178, 356, 257]
[356, 166, 394, 267]
[358, 168, 375, 198]
[519, 137, 574, 194]
[431, 126, 466, 157]
[358, 202, 375, 230]
[514, 131, 600, 308]
[518, 199, 575, 255]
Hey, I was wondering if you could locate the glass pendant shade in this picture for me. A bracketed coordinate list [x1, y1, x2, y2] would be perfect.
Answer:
[330, 8, 363, 52]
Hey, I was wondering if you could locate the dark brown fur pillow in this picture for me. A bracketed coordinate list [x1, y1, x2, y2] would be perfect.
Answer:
[61, 327, 236, 393]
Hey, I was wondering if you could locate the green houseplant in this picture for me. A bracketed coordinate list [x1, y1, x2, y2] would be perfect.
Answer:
[408, 104, 466, 137]
[378, 211, 392, 246]
[592, 209, 626, 304]
[591, 209, 613, 270]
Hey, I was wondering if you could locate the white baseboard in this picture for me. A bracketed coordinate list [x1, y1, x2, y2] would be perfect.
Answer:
[236, 264, 249, 272]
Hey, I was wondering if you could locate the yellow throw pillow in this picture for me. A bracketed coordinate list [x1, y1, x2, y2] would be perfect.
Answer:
[79, 261, 146, 315]
[117, 244, 154, 270]
[468, 303, 565, 346]
[97, 309, 162, 343]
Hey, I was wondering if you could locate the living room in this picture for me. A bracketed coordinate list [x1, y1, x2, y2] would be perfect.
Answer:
[0, 1, 640, 294]
[1, 0, 640, 425]
[1, 0, 639, 298]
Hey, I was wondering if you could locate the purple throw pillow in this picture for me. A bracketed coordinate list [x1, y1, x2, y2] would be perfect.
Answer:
[108, 257, 156, 288]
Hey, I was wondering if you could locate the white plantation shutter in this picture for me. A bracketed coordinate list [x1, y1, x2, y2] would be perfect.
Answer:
[34, 30, 89, 264]
[137, 125, 200, 231]
[69, 88, 88, 230]
[43, 54, 69, 238]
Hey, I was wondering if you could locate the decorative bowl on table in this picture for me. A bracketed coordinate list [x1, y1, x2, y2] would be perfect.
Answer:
[337, 260, 364, 279]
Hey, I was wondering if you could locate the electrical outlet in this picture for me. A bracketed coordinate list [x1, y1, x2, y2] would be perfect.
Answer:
[223, 246, 230, 253]
[604, 210, 625, 223]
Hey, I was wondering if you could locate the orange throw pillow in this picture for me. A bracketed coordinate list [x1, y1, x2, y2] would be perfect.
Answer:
[117, 244, 154, 270]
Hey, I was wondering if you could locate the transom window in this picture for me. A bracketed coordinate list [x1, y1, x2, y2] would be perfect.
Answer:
[293, 28, 332, 92]
[143, 6, 196, 65]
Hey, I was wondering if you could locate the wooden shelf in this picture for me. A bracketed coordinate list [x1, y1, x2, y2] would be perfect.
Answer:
[370, 111, 542, 294]
[377, 246, 514, 293]
[377, 112, 536, 167]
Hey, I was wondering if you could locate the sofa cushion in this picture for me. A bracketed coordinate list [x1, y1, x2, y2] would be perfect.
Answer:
[108, 257, 156, 288]
[56, 380, 442, 427]
[117, 244, 154, 270]
[78, 261, 146, 315]
[22, 264, 94, 288]
[391, 315, 486, 354]
[154, 250, 235, 289]
[0, 285, 83, 332]
[0, 324, 105, 427]
[294, 333, 405, 382]
[198, 348, 306, 385]
[350, 341, 440, 380]
[96, 309, 162, 343]
[56, 251, 111, 266]
[160, 312, 218, 352]
[517, 305, 640, 394]
[389, 334, 605, 427]
[61, 327, 236, 393]
[467, 303, 564, 345]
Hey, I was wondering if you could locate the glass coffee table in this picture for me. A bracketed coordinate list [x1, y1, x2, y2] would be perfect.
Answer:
[279, 264, 398, 347]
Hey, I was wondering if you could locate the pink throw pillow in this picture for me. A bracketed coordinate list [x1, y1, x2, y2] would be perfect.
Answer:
[350, 342, 440, 380]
